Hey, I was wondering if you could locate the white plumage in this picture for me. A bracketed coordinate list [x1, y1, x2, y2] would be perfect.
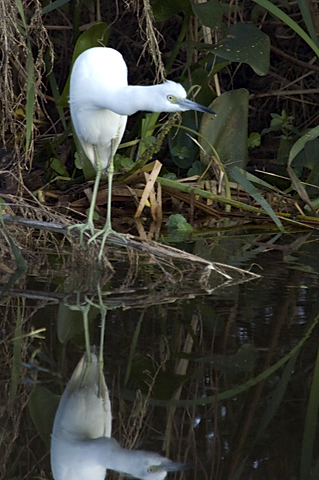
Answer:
[68, 47, 213, 257]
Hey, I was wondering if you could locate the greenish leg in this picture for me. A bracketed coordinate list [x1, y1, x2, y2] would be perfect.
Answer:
[63, 293, 92, 379]
[98, 286, 106, 395]
[82, 303, 92, 365]
[68, 145, 102, 246]
[88, 139, 127, 260]
[86, 284, 107, 395]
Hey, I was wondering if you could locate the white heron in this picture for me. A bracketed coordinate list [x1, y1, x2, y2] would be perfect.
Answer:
[68, 47, 214, 259]
[51, 350, 187, 480]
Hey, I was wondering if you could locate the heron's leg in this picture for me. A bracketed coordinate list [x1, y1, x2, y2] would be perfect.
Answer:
[63, 293, 92, 374]
[88, 139, 127, 260]
[67, 145, 102, 246]
[85, 284, 107, 396]
[98, 286, 106, 395]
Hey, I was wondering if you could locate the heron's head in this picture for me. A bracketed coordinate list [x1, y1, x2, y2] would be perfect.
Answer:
[122, 451, 189, 480]
[158, 80, 214, 115]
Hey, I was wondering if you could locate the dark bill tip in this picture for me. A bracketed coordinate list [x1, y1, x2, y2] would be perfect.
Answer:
[162, 461, 193, 472]
[177, 98, 215, 115]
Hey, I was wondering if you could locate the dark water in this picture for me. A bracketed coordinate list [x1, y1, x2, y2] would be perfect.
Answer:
[2, 230, 319, 480]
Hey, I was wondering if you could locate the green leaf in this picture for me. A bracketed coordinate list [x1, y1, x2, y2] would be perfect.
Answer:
[25, 48, 35, 156]
[114, 154, 135, 171]
[169, 68, 215, 168]
[297, 0, 319, 48]
[152, 0, 192, 22]
[212, 23, 270, 75]
[57, 302, 99, 343]
[248, 132, 261, 148]
[86, 209, 99, 221]
[28, 386, 60, 445]
[231, 166, 285, 232]
[42, 0, 70, 15]
[167, 214, 193, 233]
[287, 126, 319, 206]
[192, 0, 223, 28]
[291, 138, 319, 194]
[171, 145, 190, 160]
[74, 152, 83, 170]
[49, 157, 69, 176]
[163, 172, 177, 180]
[188, 160, 204, 177]
[252, 0, 319, 57]
[288, 125, 319, 166]
[200, 89, 249, 172]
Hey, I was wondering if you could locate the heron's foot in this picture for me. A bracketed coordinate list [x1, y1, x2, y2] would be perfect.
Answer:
[88, 224, 127, 260]
[67, 220, 96, 247]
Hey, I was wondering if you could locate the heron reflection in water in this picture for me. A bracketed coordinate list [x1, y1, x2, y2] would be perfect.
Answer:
[50, 349, 187, 480]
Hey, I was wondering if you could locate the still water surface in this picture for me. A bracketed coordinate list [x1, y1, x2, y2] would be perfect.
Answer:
[2, 231, 319, 480]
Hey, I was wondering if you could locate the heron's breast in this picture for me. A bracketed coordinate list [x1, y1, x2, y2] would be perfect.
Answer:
[80, 108, 125, 145]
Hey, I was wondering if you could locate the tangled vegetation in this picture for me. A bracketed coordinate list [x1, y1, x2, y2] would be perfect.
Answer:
[1, 0, 319, 243]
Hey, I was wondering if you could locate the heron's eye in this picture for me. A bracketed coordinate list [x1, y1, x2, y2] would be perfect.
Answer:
[167, 95, 175, 103]
[148, 466, 159, 473]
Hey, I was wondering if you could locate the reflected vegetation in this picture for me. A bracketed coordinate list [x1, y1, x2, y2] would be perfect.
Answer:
[1, 231, 319, 480]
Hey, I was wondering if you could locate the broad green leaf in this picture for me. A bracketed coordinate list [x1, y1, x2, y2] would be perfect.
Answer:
[288, 127, 319, 208]
[291, 137, 319, 197]
[212, 23, 270, 75]
[28, 386, 60, 445]
[57, 302, 99, 343]
[49, 157, 69, 176]
[192, 0, 223, 28]
[169, 68, 215, 168]
[288, 125, 319, 165]
[200, 89, 249, 172]
[187, 160, 204, 177]
[152, 0, 192, 22]
[291, 137, 319, 170]
[167, 214, 193, 232]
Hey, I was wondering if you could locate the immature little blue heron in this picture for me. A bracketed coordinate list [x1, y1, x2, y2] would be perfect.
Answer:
[51, 350, 187, 480]
[68, 47, 214, 258]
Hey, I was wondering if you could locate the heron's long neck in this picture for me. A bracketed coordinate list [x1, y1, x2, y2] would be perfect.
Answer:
[101, 85, 161, 115]
[85, 437, 144, 475]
